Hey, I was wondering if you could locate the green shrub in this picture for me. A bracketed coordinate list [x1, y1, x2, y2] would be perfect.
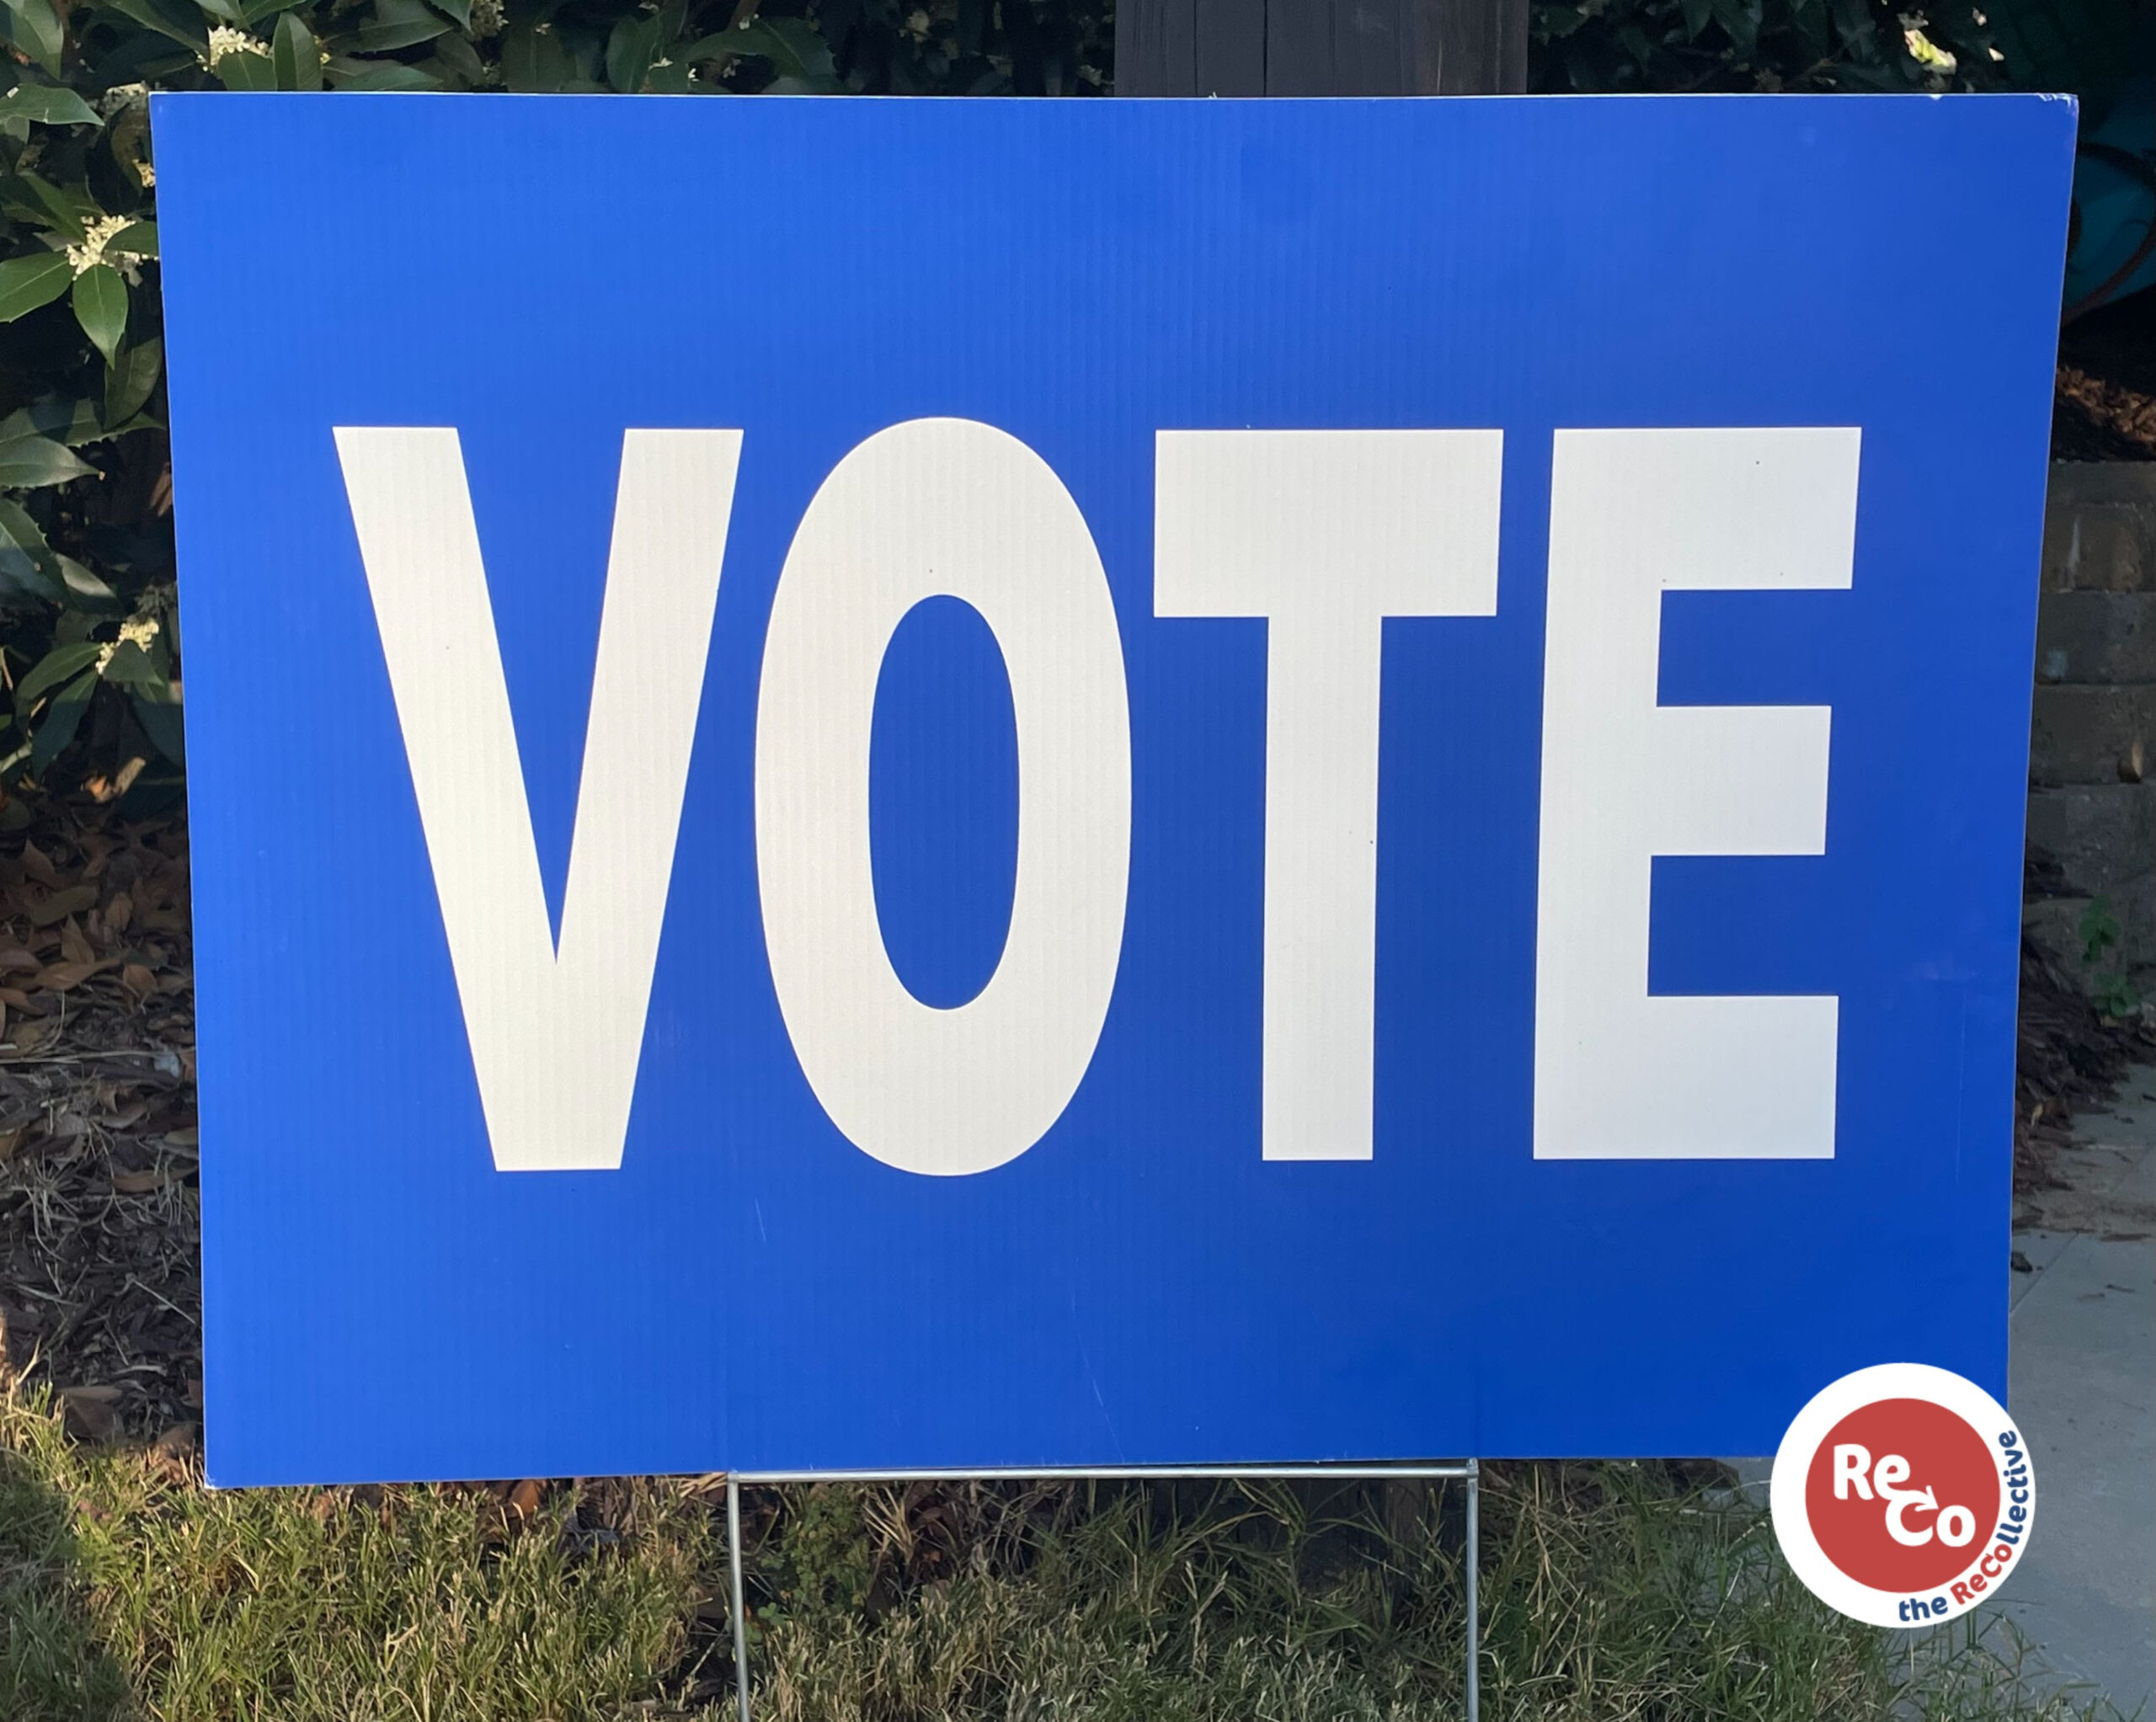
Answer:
[0, 0, 2095, 801]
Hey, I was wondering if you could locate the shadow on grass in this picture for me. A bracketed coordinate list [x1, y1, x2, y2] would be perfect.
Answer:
[0, 1434, 136, 1722]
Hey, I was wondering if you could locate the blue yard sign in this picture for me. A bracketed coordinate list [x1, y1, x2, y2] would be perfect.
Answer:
[156, 93, 2075, 1486]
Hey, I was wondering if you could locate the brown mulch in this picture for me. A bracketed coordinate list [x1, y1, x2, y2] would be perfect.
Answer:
[2055, 288, 2156, 463]
[0, 796, 199, 1447]
[2055, 364, 2156, 463]
[2014, 927, 2152, 1194]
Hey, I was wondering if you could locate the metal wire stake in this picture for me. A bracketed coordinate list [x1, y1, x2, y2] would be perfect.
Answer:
[1465, 1458, 1481, 1722]
[720, 1461, 1477, 1722]
[728, 1474, 750, 1722]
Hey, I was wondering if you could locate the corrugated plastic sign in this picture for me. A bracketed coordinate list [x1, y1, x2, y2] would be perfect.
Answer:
[155, 92, 2075, 1485]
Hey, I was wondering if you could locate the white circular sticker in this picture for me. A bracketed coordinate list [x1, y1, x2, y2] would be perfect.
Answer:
[1770, 1362, 2033, 1629]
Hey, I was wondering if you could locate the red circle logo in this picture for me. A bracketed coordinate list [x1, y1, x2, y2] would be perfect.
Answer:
[1803, 1397, 2003, 1591]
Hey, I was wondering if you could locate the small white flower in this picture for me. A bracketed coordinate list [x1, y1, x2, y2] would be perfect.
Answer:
[201, 24, 270, 70]
[94, 615, 160, 676]
[63, 212, 142, 285]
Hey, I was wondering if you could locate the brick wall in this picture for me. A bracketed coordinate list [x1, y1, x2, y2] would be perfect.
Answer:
[2027, 463, 2156, 984]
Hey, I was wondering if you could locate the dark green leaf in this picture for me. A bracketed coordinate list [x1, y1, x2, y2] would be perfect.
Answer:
[215, 48, 279, 88]
[109, 220, 157, 259]
[57, 557, 119, 608]
[430, 29, 484, 81]
[0, 253, 72, 323]
[356, 0, 452, 49]
[355, 16, 451, 48]
[0, 400, 96, 445]
[1707, 0, 1759, 57]
[0, 497, 62, 605]
[272, 11, 324, 88]
[29, 668, 94, 771]
[14, 640, 101, 712]
[104, 339, 162, 431]
[606, 12, 659, 90]
[3, 0, 64, 73]
[99, 0, 209, 50]
[96, 638, 159, 684]
[0, 431, 95, 487]
[427, 0, 472, 29]
[71, 264, 125, 365]
[131, 687, 184, 763]
[0, 84, 101, 127]
[331, 59, 446, 88]
[14, 171, 90, 237]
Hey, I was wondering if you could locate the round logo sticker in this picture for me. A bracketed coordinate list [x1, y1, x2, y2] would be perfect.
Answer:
[1770, 1363, 2034, 1627]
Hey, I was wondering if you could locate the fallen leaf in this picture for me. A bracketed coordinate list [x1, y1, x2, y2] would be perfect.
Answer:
[105, 892, 132, 935]
[34, 961, 97, 991]
[120, 962, 154, 1000]
[20, 840, 56, 888]
[0, 1123, 21, 1161]
[163, 1127, 198, 1149]
[0, 946, 37, 973]
[59, 919, 93, 967]
[58, 1385, 121, 1442]
[110, 1170, 163, 1195]
[29, 886, 99, 927]
[506, 1478, 543, 1522]
[7, 1015, 55, 1053]
[152, 1421, 197, 1457]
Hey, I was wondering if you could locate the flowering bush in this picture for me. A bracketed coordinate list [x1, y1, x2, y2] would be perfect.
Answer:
[0, 0, 2099, 807]
[0, 0, 1109, 813]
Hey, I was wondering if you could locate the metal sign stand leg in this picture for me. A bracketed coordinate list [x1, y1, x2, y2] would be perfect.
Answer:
[724, 1461, 1481, 1722]
[1465, 1457, 1480, 1722]
[728, 1474, 751, 1722]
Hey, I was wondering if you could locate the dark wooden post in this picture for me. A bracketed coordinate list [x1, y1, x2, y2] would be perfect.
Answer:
[1114, 0, 1527, 96]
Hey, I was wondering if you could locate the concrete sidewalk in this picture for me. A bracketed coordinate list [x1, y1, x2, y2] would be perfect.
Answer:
[1727, 1077, 2154, 1714]
[1988, 1079, 2156, 1717]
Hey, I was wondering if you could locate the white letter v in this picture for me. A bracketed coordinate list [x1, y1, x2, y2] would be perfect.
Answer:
[336, 427, 739, 1171]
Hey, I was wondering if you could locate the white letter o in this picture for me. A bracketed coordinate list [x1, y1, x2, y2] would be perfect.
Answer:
[1937, 1505, 1976, 1548]
[755, 418, 1131, 1176]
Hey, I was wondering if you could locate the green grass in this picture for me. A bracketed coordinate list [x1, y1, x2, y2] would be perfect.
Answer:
[747, 1469, 2120, 1722]
[0, 1382, 2122, 1721]
[0, 1383, 714, 1720]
